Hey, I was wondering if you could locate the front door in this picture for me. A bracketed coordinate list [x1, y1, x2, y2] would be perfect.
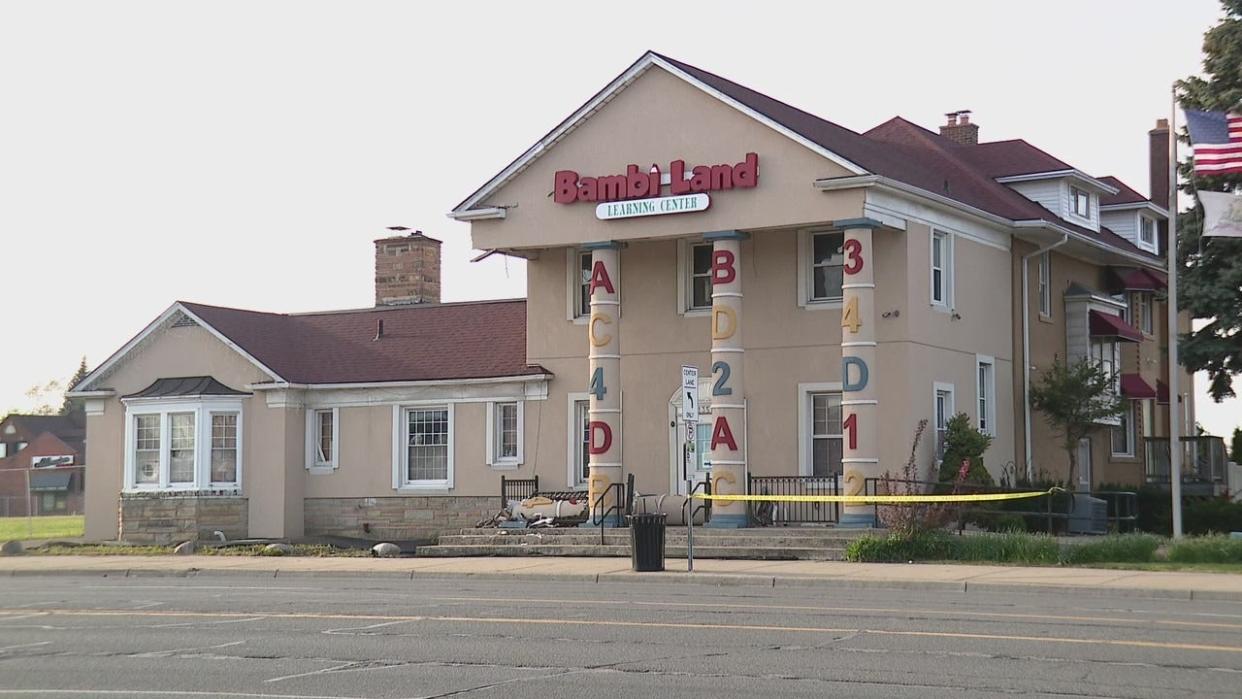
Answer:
[1077, 438, 1093, 492]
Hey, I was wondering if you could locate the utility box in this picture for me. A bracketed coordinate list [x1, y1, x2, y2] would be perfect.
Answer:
[1068, 494, 1108, 535]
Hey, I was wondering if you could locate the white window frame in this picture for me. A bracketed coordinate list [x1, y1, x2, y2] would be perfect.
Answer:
[796, 229, 846, 308]
[1111, 400, 1137, 458]
[122, 398, 244, 492]
[305, 407, 339, 472]
[1090, 338, 1121, 396]
[930, 229, 954, 310]
[485, 400, 524, 468]
[1138, 215, 1157, 252]
[796, 382, 843, 477]
[1037, 252, 1052, 317]
[566, 248, 593, 323]
[933, 382, 956, 461]
[567, 392, 590, 489]
[1070, 186, 1091, 219]
[392, 403, 454, 491]
[975, 355, 995, 437]
[675, 239, 714, 315]
[1132, 292, 1153, 336]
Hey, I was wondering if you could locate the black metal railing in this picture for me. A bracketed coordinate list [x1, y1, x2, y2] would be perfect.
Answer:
[1145, 436, 1228, 484]
[499, 474, 539, 510]
[591, 475, 631, 544]
[862, 477, 1138, 535]
[682, 478, 712, 526]
[747, 474, 840, 526]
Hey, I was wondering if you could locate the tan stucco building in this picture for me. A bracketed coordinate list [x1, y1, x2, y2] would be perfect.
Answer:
[70, 52, 1186, 542]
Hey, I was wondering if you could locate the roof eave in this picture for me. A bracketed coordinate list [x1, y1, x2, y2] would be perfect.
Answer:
[246, 373, 554, 392]
[1099, 201, 1170, 218]
[995, 169, 1120, 195]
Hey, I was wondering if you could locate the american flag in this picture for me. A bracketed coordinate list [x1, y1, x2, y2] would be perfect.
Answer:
[1185, 109, 1242, 176]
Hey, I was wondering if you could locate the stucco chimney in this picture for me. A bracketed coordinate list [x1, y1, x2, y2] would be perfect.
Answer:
[939, 110, 979, 145]
[1148, 118, 1170, 209]
[374, 228, 442, 306]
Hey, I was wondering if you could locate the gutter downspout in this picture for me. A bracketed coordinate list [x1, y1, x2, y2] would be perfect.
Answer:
[1022, 234, 1068, 480]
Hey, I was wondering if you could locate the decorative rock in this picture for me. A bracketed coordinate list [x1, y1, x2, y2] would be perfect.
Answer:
[172, 541, 197, 555]
[263, 543, 294, 556]
[371, 542, 401, 558]
[0, 540, 23, 556]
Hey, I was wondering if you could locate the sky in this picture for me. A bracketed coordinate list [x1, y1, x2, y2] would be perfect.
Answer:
[1, 0, 1236, 437]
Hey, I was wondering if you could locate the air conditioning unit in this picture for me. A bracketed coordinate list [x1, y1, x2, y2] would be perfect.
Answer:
[1068, 494, 1108, 535]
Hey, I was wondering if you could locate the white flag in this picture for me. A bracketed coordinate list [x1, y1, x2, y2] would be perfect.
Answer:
[1199, 190, 1242, 237]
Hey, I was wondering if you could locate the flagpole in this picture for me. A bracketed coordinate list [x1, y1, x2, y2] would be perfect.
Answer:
[1167, 84, 1184, 539]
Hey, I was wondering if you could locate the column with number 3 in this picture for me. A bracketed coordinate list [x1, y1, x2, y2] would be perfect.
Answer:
[839, 221, 880, 527]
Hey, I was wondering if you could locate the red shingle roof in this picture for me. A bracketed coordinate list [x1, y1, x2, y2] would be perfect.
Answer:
[645, 54, 1161, 261]
[181, 300, 547, 385]
[1098, 176, 1151, 206]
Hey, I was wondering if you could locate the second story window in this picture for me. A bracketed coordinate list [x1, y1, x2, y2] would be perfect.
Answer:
[1091, 338, 1120, 394]
[810, 232, 845, 302]
[688, 243, 713, 311]
[1038, 252, 1051, 317]
[1071, 186, 1091, 218]
[931, 230, 952, 308]
[976, 357, 995, 436]
[1132, 292, 1153, 335]
[574, 250, 592, 319]
[1139, 216, 1156, 249]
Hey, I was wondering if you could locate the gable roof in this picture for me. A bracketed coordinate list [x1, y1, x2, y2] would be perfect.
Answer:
[0, 414, 84, 444]
[451, 51, 1161, 264]
[1098, 176, 1151, 206]
[179, 300, 546, 386]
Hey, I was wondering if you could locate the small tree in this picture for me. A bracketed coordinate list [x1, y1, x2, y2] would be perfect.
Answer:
[937, 413, 995, 487]
[1231, 427, 1242, 464]
[61, 356, 89, 417]
[1029, 357, 1125, 488]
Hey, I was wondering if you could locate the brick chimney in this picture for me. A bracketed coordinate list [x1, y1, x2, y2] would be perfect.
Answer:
[374, 228, 442, 306]
[1148, 118, 1170, 209]
[939, 110, 979, 145]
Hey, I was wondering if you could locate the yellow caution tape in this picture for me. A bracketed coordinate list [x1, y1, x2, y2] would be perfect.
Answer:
[691, 490, 1055, 504]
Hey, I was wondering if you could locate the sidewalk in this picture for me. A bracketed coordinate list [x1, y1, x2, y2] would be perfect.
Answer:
[3, 554, 1241, 601]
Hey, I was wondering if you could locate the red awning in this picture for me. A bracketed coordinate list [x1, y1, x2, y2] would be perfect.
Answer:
[1109, 267, 1157, 292]
[1120, 373, 1157, 399]
[1143, 269, 1168, 290]
[1089, 310, 1143, 343]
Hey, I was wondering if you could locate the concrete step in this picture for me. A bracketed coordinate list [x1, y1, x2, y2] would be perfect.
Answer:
[416, 543, 846, 561]
[438, 533, 863, 548]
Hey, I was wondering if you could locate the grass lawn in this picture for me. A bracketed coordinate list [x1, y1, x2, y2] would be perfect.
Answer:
[1081, 561, 1242, 574]
[0, 515, 85, 541]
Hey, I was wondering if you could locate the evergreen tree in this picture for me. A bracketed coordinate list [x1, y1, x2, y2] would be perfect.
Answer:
[1177, 0, 1242, 401]
[1232, 426, 1242, 463]
[61, 356, 89, 416]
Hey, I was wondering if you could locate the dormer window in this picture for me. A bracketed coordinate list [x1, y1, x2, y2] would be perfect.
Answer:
[1071, 187, 1091, 218]
[1139, 216, 1156, 248]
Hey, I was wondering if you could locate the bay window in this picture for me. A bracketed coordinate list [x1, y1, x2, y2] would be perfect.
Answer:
[124, 400, 244, 491]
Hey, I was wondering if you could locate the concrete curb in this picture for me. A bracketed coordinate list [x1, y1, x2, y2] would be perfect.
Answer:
[7, 564, 1241, 601]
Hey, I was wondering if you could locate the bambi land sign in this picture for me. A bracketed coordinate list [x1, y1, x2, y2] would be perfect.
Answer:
[553, 153, 759, 221]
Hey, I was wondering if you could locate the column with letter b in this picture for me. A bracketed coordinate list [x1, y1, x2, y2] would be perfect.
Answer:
[706, 231, 747, 528]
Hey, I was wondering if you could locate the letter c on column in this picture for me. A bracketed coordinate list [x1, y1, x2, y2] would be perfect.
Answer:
[589, 312, 613, 347]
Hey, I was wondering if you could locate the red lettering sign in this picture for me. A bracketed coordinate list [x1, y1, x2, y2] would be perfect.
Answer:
[587, 421, 612, 455]
[710, 249, 736, 285]
[710, 416, 738, 451]
[588, 260, 614, 295]
[554, 153, 759, 204]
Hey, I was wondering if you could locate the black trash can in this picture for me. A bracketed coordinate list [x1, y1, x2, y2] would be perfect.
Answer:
[629, 512, 667, 572]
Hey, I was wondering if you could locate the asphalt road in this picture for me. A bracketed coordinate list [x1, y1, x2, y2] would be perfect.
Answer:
[0, 574, 1240, 698]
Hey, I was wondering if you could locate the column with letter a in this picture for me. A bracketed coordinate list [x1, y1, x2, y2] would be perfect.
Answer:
[586, 244, 623, 522]
[705, 231, 747, 527]
[838, 221, 881, 527]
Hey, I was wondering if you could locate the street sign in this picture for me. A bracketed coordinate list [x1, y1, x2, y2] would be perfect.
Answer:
[681, 365, 698, 422]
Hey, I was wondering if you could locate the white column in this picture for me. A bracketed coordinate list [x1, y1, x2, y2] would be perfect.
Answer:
[706, 231, 748, 527]
[838, 221, 881, 527]
[586, 244, 623, 522]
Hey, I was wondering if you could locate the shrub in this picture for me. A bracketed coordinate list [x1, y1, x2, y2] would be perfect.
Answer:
[844, 531, 954, 562]
[1061, 534, 1160, 564]
[1184, 499, 1242, 536]
[952, 532, 1060, 564]
[937, 413, 994, 486]
[1167, 536, 1242, 564]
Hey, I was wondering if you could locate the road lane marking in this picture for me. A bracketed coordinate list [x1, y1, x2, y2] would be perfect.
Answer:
[0, 641, 52, 653]
[0, 692, 381, 698]
[423, 595, 1242, 631]
[3, 607, 1241, 655]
